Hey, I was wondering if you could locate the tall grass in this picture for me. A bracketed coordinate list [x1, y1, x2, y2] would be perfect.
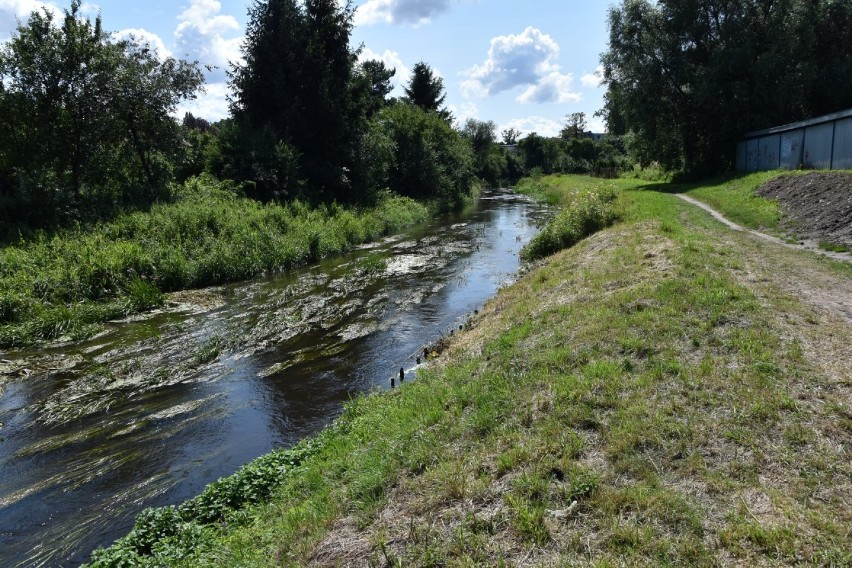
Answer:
[0, 176, 428, 346]
[517, 175, 620, 261]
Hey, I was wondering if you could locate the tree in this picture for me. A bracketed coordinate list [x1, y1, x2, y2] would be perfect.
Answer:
[462, 119, 506, 187]
[560, 112, 587, 140]
[501, 128, 520, 145]
[380, 102, 474, 204]
[228, 0, 367, 201]
[403, 61, 450, 120]
[351, 59, 395, 118]
[601, 0, 852, 174]
[0, 1, 203, 218]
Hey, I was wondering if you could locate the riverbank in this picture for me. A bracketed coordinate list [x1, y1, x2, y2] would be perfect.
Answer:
[88, 173, 850, 566]
[0, 176, 430, 347]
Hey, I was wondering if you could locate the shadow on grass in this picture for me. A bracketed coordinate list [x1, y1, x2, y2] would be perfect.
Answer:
[628, 171, 755, 195]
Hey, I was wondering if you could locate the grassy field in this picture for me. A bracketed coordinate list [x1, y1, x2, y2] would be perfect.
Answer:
[0, 176, 429, 347]
[87, 173, 851, 566]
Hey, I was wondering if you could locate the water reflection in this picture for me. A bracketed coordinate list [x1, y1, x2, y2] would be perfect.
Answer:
[0, 189, 549, 566]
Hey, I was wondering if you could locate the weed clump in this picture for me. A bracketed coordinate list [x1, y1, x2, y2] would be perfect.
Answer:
[521, 188, 618, 261]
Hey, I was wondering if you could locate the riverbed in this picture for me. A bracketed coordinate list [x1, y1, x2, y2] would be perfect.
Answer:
[0, 189, 549, 566]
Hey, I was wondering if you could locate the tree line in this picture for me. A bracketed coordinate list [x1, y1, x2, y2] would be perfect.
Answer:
[601, 0, 852, 176]
[0, 0, 630, 234]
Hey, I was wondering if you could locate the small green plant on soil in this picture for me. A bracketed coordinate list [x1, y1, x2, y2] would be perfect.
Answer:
[819, 241, 850, 253]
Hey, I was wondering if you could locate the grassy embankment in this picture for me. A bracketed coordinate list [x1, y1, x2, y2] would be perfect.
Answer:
[88, 173, 850, 566]
[0, 176, 429, 347]
[674, 170, 852, 253]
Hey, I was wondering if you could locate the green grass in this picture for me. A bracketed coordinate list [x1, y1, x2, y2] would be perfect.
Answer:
[86, 173, 851, 566]
[0, 175, 428, 347]
[819, 241, 851, 253]
[515, 176, 620, 262]
[678, 171, 784, 232]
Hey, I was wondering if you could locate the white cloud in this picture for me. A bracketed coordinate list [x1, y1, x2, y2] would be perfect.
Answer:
[447, 101, 478, 126]
[517, 71, 581, 104]
[355, 0, 449, 26]
[499, 115, 562, 138]
[0, 0, 61, 40]
[359, 47, 409, 93]
[78, 2, 99, 15]
[581, 65, 603, 88]
[461, 27, 581, 104]
[587, 115, 606, 133]
[174, 0, 243, 82]
[176, 81, 230, 122]
[113, 28, 172, 60]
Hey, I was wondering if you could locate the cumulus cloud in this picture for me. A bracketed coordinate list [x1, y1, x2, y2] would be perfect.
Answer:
[499, 115, 562, 138]
[359, 47, 410, 93]
[517, 71, 580, 104]
[587, 115, 606, 133]
[581, 65, 603, 88]
[0, 0, 61, 40]
[113, 28, 173, 60]
[174, 0, 243, 82]
[78, 2, 99, 15]
[176, 81, 231, 122]
[447, 101, 479, 125]
[462, 27, 581, 104]
[355, 0, 449, 26]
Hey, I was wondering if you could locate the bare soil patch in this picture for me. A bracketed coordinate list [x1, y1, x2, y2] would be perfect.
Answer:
[757, 172, 852, 247]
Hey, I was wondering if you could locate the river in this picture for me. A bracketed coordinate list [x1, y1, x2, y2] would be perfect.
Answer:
[0, 189, 549, 566]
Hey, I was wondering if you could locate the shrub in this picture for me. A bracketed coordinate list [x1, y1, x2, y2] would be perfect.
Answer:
[521, 189, 618, 261]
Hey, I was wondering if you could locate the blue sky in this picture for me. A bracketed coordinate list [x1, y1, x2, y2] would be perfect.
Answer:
[1, 0, 612, 136]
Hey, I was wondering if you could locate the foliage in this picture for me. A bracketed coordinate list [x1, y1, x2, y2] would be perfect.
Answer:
[85, 437, 327, 566]
[601, 0, 852, 175]
[560, 112, 588, 140]
[379, 102, 476, 205]
[517, 133, 632, 179]
[501, 128, 521, 145]
[0, 176, 428, 346]
[403, 61, 450, 120]
[461, 119, 507, 188]
[227, 0, 363, 201]
[0, 1, 203, 225]
[350, 59, 396, 119]
[519, 183, 619, 261]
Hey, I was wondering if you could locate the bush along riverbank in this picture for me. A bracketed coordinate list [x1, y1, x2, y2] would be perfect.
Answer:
[87, 173, 850, 566]
[0, 175, 429, 347]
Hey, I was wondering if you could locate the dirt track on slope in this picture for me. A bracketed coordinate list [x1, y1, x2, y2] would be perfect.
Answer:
[757, 172, 852, 248]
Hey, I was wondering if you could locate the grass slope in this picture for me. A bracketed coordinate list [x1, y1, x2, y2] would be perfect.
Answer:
[89, 174, 851, 567]
[0, 176, 429, 347]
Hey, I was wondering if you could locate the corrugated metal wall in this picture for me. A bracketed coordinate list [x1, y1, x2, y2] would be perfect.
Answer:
[832, 118, 852, 170]
[737, 109, 852, 171]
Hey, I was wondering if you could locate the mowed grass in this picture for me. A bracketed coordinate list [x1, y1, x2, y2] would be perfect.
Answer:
[672, 171, 784, 232]
[88, 174, 850, 567]
[0, 176, 428, 347]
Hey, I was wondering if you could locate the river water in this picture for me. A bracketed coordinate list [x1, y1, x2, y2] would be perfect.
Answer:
[0, 189, 549, 566]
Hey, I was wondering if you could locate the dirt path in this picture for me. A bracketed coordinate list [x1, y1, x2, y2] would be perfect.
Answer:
[676, 193, 852, 331]
[676, 194, 852, 263]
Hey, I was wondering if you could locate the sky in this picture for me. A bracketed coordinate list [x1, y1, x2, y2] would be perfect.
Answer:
[0, 0, 613, 137]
